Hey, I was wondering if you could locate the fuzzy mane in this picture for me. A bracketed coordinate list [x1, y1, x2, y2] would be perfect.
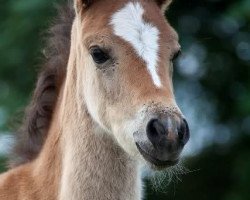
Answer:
[9, 3, 75, 167]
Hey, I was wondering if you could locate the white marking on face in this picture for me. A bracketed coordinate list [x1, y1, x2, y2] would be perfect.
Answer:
[110, 2, 162, 87]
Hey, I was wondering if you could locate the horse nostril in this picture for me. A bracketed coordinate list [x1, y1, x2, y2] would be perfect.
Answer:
[178, 119, 190, 145]
[146, 117, 190, 150]
[178, 122, 185, 140]
[146, 119, 166, 146]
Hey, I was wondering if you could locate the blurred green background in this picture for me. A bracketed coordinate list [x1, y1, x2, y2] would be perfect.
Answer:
[0, 0, 250, 199]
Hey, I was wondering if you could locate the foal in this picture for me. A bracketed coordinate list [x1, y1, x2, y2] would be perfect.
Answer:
[0, 0, 190, 199]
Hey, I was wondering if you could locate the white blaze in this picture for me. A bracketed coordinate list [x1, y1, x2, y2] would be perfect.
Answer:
[110, 2, 162, 87]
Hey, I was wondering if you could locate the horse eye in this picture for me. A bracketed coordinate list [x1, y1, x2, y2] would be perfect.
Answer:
[90, 46, 110, 64]
[171, 50, 182, 62]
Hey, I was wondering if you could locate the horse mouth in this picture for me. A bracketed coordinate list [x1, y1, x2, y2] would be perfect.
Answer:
[135, 143, 179, 169]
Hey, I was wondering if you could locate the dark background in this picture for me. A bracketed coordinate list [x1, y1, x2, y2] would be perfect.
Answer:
[0, 0, 250, 199]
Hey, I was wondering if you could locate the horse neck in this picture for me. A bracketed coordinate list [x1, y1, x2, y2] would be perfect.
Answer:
[1, 16, 142, 200]
[33, 85, 142, 200]
[58, 107, 142, 200]
[56, 19, 142, 199]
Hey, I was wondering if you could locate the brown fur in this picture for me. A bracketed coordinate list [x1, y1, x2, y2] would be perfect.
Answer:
[9, 4, 74, 167]
[0, 1, 185, 200]
[0, 103, 62, 200]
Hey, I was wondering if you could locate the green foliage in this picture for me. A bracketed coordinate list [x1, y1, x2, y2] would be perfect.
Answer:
[146, 136, 250, 200]
[0, 0, 53, 131]
[0, 157, 7, 173]
[0, 0, 250, 199]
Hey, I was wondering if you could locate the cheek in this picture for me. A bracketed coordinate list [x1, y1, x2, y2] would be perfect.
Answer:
[111, 116, 141, 158]
[82, 58, 110, 131]
[82, 56, 122, 132]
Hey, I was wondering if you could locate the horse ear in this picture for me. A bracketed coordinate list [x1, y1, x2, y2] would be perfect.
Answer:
[155, 0, 173, 11]
[74, 0, 92, 13]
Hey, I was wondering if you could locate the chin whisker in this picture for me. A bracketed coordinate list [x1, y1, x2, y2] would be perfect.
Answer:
[146, 159, 199, 193]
